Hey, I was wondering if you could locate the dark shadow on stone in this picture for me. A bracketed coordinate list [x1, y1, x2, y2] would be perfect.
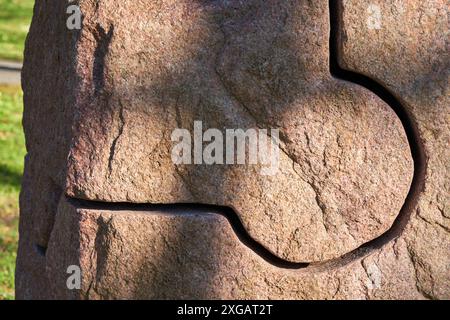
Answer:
[16, 0, 83, 299]
[71, 0, 426, 296]
[19, 0, 431, 299]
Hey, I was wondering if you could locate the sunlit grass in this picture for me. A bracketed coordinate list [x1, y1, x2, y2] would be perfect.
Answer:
[0, 0, 34, 61]
[0, 85, 25, 299]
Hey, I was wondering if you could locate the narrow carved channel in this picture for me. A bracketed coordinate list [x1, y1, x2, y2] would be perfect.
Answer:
[68, 197, 310, 269]
[327, 0, 426, 264]
[63, 1, 427, 271]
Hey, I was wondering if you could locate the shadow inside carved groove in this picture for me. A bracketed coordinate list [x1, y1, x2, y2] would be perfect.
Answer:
[328, 0, 426, 261]
[64, 1, 427, 272]
[68, 197, 310, 269]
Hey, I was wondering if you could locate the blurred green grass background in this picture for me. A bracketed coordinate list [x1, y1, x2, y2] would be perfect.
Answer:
[0, 0, 33, 61]
[0, 0, 33, 299]
[0, 85, 25, 300]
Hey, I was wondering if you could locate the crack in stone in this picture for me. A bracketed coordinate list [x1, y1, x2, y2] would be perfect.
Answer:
[107, 101, 125, 177]
[417, 209, 450, 233]
[406, 244, 434, 300]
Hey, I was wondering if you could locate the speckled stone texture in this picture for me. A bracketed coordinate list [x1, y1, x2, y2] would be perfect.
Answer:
[16, 0, 448, 299]
[52, 0, 413, 262]
[44, 198, 426, 300]
[337, 0, 450, 299]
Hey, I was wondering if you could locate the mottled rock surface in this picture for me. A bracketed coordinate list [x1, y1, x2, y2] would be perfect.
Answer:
[63, 0, 412, 262]
[16, 0, 448, 299]
[338, 0, 450, 299]
[45, 198, 425, 300]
